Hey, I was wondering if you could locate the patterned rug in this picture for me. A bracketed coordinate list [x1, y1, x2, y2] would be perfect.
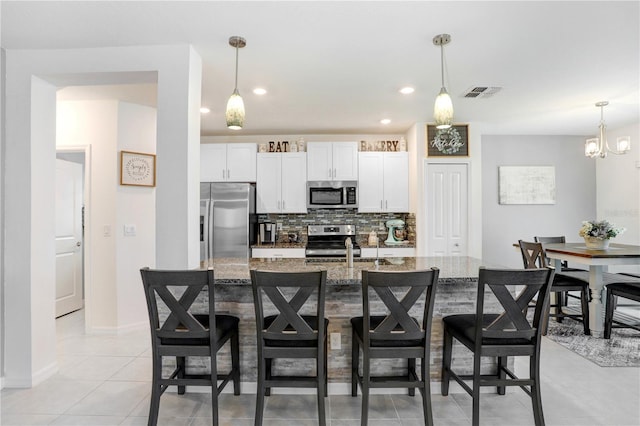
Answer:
[545, 320, 640, 367]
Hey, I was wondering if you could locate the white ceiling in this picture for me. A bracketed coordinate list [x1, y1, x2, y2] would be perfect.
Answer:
[2, 1, 639, 137]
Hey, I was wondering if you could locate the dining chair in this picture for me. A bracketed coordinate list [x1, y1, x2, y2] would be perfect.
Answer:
[519, 240, 591, 335]
[604, 273, 640, 339]
[441, 267, 554, 426]
[250, 269, 328, 426]
[351, 268, 439, 426]
[140, 268, 240, 426]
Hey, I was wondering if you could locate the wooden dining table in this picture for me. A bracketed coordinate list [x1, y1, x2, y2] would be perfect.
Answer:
[543, 242, 640, 337]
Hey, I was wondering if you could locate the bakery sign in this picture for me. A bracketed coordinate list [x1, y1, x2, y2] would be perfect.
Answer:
[120, 150, 156, 187]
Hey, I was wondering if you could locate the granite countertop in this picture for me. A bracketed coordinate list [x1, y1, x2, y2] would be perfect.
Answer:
[251, 240, 415, 249]
[201, 256, 496, 285]
[251, 242, 306, 249]
[358, 240, 416, 249]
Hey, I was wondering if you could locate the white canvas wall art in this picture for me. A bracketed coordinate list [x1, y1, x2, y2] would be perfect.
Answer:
[499, 166, 556, 205]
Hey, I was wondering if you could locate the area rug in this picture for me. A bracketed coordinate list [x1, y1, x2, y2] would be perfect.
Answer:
[544, 320, 640, 367]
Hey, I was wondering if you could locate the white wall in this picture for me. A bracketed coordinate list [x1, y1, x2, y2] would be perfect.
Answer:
[481, 135, 597, 269]
[116, 102, 157, 330]
[596, 122, 640, 274]
[57, 100, 119, 331]
[3, 45, 200, 386]
[57, 100, 156, 333]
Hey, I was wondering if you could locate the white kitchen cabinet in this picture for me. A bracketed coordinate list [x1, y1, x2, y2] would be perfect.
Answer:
[252, 247, 306, 258]
[306, 142, 358, 181]
[358, 152, 409, 213]
[256, 153, 307, 213]
[201, 143, 257, 182]
[360, 247, 415, 258]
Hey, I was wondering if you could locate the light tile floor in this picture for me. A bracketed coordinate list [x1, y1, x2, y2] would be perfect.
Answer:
[1, 310, 639, 426]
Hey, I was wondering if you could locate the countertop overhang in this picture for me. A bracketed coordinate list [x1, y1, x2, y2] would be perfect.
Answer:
[201, 256, 499, 285]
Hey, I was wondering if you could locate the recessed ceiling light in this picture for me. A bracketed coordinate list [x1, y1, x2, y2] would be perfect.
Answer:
[380, 118, 391, 125]
[200, 107, 211, 113]
[253, 88, 267, 95]
[399, 87, 415, 94]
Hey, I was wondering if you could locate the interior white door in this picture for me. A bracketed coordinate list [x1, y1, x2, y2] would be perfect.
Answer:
[426, 163, 468, 256]
[55, 159, 84, 317]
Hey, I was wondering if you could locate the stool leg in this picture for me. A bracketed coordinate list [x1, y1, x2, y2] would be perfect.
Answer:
[408, 358, 416, 397]
[231, 329, 241, 395]
[604, 291, 615, 339]
[421, 355, 434, 426]
[317, 348, 326, 426]
[255, 356, 266, 426]
[472, 352, 481, 426]
[441, 327, 452, 396]
[351, 328, 359, 397]
[530, 353, 545, 426]
[497, 356, 507, 395]
[265, 358, 272, 396]
[361, 351, 370, 426]
[581, 286, 590, 336]
[177, 356, 186, 395]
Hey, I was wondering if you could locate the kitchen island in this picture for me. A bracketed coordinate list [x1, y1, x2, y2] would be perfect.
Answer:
[190, 256, 506, 389]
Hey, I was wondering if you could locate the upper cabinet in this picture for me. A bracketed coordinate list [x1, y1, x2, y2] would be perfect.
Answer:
[358, 152, 409, 213]
[306, 142, 358, 181]
[201, 143, 257, 182]
[256, 153, 307, 214]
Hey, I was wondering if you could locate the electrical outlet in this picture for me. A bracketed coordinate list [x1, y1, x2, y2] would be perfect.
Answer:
[330, 332, 341, 350]
[276, 222, 283, 231]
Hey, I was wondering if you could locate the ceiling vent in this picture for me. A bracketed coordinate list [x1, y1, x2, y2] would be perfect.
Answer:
[462, 86, 502, 98]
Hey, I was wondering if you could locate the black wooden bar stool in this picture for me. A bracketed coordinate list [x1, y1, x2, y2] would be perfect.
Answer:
[250, 269, 328, 426]
[351, 268, 439, 426]
[140, 268, 240, 426]
[441, 267, 554, 426]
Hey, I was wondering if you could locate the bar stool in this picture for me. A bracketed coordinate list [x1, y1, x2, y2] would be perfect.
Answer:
[250, 270, 328, 426]
[351, 269, 439, 426]
[441, 267, 554, 426]
[140, 268, 240, 426]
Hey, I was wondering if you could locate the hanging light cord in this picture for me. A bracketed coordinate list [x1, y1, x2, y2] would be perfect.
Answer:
[440, 44, 445, 88]
[234, 44, 239, 91]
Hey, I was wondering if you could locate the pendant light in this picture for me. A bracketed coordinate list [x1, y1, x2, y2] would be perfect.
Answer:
[584, 101, 631, 158]
[433, 34, 453, 129]
[226, 36, 246, 130]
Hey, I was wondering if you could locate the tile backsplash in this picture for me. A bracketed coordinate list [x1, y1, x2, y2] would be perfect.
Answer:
[257, 210, 415, 243]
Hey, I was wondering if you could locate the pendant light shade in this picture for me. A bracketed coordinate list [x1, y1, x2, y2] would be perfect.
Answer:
[584, 101, 631, 158]
[226, 36, 246, 130]
[433, 34, 453, 129]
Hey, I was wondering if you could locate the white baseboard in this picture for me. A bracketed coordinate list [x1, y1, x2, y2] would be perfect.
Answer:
[2, 361, 58, 389]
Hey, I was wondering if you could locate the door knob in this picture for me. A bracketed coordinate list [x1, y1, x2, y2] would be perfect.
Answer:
[76, 242, 82, 247]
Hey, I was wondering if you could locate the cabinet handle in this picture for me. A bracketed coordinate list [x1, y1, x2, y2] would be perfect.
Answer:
[333, 168, 336, 178]
[385, 200, 388, 210]
[227, 169, 230, 179]
[277, 200, 281, 210]
[380, 200, 383, 209]
[222, 169, 225, 180]
[328, 168, 332, 179]
[282, 200, 286, 210]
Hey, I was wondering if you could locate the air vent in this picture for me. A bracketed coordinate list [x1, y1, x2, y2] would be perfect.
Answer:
[463, 86, 502, 98]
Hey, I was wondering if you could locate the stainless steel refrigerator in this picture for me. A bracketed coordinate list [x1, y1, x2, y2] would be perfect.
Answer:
[200, 182, 256, 263]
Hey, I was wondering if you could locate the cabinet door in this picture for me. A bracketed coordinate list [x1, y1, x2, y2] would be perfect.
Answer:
[226, 143, 257, 182]
[383, 152, 409, 212]
[306, 142, 333, 181]
[201, 144, 227, 182]
[256, 154, 281, 213]
[332, 142, 359, 181]
[281, 153, 308, 213]
[358, 152, 384, 212]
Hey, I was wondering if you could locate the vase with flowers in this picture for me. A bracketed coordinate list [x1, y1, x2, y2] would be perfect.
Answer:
[579, 220, 625, 250]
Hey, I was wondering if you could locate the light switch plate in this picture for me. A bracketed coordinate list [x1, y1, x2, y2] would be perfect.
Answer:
[124, 224, 137, 236]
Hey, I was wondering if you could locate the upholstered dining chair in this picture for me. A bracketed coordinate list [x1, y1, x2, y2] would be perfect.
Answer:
[604, 273, 640, 339]
[441, 267, 554, 426]
[250, 269, 328, 426]
[351, 269, 439, 426]
[519, 240, 591, 335]
[140, 268, 240, 426]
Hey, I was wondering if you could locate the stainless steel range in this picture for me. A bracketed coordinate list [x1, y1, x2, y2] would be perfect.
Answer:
[305, 224, 361, 257]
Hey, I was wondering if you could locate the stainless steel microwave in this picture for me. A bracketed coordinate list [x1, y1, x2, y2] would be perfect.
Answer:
[307, 181, 358, 209]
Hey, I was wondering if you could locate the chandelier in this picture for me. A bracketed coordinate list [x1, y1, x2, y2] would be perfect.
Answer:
[584, 101, 631, 158]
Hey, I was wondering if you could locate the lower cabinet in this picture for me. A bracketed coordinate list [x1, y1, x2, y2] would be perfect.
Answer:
[252, 248, 306, 258]
[360, 247, 416, 258]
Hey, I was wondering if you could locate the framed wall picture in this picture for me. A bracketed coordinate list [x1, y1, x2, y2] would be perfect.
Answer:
[426, 124, 469, 157]
[120, 150, 156, 187]
[498, 166, 556, 205]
